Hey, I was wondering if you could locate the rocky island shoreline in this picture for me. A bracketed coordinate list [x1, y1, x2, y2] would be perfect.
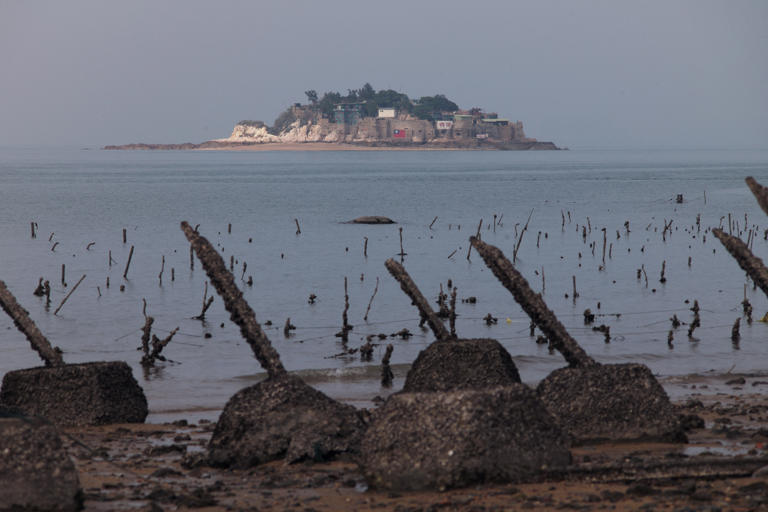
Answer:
[104, 83, 560, 151]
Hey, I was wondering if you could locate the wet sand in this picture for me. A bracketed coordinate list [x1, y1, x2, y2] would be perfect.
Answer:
[64, 372, 768, 511]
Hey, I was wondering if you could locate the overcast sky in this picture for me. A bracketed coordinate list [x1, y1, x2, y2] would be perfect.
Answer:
[1, 0, 766, 148]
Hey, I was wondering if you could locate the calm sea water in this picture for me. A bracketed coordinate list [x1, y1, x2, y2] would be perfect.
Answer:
[1, 146, 767, 421]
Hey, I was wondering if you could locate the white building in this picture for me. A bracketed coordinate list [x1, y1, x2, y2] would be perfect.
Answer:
[377, 108, 396, 118]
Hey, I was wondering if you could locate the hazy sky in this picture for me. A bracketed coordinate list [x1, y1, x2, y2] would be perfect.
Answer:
[1, 0, 766, 148]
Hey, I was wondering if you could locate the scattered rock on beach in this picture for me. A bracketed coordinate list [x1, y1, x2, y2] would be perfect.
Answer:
[0, 361, 148, 427]
[348, 216, 395, 224]
[536, 363, 685, 444]
[0, 412, 82, 511]
[402, 338, 521, 393]
[207, 374, 366, 468]
[360, 385, 571, 491]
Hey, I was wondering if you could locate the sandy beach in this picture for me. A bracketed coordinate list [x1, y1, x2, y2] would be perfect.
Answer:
[62, 372, 768, 511]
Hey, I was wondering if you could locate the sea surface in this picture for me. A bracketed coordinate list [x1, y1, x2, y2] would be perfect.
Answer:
[1, 146, 767, 422]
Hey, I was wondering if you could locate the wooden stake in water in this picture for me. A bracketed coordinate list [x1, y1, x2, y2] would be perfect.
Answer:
[363, 276, 379, 322]
[399, 227, 406, 262]
[513, 209, 534, 264]
[601, 228, 607, 265]
[123, 245, 134, 279]
[449, 287, 457, 338]
[467, 218, 483, 261]
[54, 274, 86, 316]
[194, 281, 214, 320]
[340, 277, 351, 343]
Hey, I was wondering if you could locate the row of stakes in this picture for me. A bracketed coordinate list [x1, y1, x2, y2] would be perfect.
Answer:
[21, 196, 764, 375]
[5, 178, 768, 510]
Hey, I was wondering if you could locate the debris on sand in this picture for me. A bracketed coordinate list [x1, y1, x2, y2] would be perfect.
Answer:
[0, 412, 82, 511]
[360, 385, 571, 491]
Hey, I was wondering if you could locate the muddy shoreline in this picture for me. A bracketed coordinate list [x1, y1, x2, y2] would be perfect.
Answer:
[62, 372, 768, 511]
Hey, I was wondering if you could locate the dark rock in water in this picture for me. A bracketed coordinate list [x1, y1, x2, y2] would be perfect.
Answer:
[402, 338, 521, 392]
[0, 413, 82, 511]
[208, 374, 366, 468]
[0, 361, 148, 427]
[360, 385, 571, 491]
[536, 363, 685, 444]
[349, 216, 395, 224]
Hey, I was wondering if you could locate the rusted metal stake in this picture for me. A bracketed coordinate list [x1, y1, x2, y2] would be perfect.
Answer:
[0, 280, 64, 367]
[181, 221, 287, 378]
[384, 259, 451, 341]
[470, 236, 597, 369]
[713, 228, 768, 300]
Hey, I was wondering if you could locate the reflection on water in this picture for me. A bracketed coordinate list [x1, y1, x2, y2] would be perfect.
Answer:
[1, 147, 768, 420]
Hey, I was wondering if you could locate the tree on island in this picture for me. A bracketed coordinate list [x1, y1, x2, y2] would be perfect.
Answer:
[413, 95, 460, 121]
[304, 90, 318, 105]
[264, 84, 462, 132]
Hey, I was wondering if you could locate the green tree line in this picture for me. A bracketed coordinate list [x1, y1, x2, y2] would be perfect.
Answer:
[304, 83, 459, 121]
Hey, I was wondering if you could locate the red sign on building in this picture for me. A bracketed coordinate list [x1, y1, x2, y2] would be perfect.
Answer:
[393, 129, 406, 138]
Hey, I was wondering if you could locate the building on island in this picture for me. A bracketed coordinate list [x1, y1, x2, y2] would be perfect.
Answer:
[377, 108, 396, 118]
[333, 103, 363, 126]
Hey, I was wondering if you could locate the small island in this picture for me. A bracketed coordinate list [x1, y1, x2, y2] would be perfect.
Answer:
[105, 83, 559, 151]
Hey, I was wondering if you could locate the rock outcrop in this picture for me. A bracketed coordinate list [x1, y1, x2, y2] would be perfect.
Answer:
[223, 122, 280, 143]
[207, 374, 366, 468]
[197, 114, 559, 150]
[402, 338, 521, 393]
[536, 364, 686, 444]
[0, 413, 82, 511]
[359, 385, 571, 491]
[0, 361, 148, 427]
[348, 216, 395, 224]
